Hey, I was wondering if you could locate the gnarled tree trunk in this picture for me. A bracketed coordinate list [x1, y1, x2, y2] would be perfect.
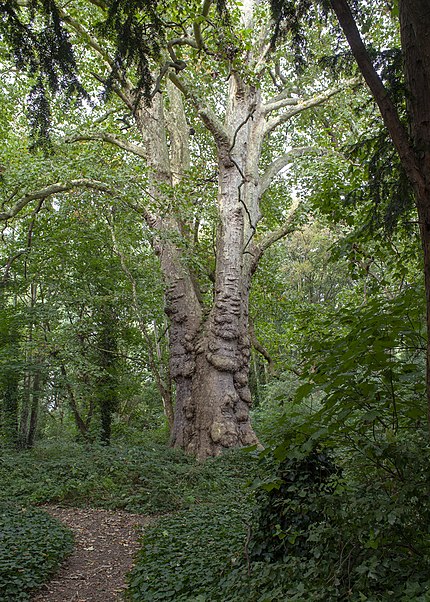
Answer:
[55, 0, 341, 458]
[133, 74, 262, 458]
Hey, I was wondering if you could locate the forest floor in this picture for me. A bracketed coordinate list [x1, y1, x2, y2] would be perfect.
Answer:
[31, 505, 153, 602]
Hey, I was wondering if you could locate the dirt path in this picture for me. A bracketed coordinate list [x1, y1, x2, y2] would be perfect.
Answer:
[32, 506, 153, 602]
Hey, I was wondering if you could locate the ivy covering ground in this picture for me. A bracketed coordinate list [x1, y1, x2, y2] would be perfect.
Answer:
[127, 501, 253, 602]
[0, 503, 73, 601]
[0, 441, 255, 514]
[0, 441, 257, 601]
[126, 433, 430, 602]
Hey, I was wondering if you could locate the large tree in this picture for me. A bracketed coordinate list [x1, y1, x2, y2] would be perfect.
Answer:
[0, 0, 355, 457]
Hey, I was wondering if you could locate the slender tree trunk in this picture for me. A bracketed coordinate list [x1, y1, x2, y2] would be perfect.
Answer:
[27, 371, 43, 448]
[18, 372, 31, 448]
[60, 364, 89, 438]
[1, 372, 19, 448]
[153, 319, 174, 429]
[95, 304, 119, 445]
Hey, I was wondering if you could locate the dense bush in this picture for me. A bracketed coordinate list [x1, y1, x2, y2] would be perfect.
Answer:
[218, 433, 430, 601]
[249, 448, 339, 563]
[0, 503, 73, 601]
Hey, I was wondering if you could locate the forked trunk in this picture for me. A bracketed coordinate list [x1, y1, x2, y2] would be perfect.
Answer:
[133, 75, 262, 458]
[170, 79, 262, 458]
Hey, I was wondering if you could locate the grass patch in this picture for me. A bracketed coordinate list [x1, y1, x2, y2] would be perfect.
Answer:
[0, 503, 73, 601]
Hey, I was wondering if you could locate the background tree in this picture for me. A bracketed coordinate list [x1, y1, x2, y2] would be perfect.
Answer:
[271, 0, 430, 428]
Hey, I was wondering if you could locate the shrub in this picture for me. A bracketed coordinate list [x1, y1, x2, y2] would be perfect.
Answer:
[222, 435, 430, 601]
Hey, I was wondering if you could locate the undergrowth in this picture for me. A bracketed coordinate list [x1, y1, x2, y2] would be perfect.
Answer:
[0, 441, 255, 514]
[0, 503, 73, 601]
[123, 425, 430, 602]
[1, 441, 257, 601]
[127, 500, 253, 602]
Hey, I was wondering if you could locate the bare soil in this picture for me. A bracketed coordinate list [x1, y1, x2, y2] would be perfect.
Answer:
[32, 506, 153, 602]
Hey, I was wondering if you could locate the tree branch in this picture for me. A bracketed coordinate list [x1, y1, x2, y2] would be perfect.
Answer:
[193, 0, 212, 49]
[2, 249, 27, 283]
[59, 8, 134, 96]
[59, 8, 114, 71]
[65, 132, 147, 159]
[264, 79, 360, 136]
[250, 199, 299, 274]
[0, 179, 111, 221]
[91, 73, 134, 111]
[263, 86, 303, 113]
[330, 0, 424, 193]
[249, 319, 275, 372]
[168, 72, 230, 149]
[260, 147, 327, 194]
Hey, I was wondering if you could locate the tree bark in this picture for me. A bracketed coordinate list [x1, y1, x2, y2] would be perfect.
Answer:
[168, 76, 263, 458]
[18, 372, 31, 449]
[27, 371, 44, 448]
[1, 371, 19, 448]
[60, 364, 89, 438]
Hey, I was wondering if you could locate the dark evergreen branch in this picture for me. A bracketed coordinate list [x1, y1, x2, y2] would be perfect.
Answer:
[329, 0, 424, 195]
[0, 0, 88, 149]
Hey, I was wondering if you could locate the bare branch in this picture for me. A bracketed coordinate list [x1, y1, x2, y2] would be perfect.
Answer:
[275, 61, 287, 84]
[2, 249, 27, 283]
[254, 42, 272, 73]
[0, 179, 111, 221]
[263, 92, 300, 114]
[91, 73, 134, 111]
[264, 79, 361, 136]
[65, 132, 147, 159]
[93, 109, 117, 125]
[249, 319, 275, 373]
[260, 147, 327, 194]
[250, 199, 300, 274]
[59, 8, 114, 70]
[169, 37, 199, 53]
